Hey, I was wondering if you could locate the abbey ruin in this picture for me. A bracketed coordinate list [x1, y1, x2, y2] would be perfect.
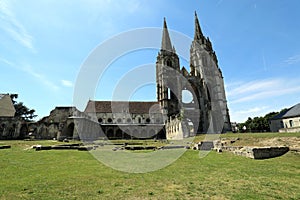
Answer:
[0, 13, 231, 140]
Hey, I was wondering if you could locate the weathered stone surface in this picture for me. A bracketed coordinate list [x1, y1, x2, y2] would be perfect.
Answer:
[199, 141, 214, 150]
[78, 146, 93, 151]
[234, 146, 289, 159]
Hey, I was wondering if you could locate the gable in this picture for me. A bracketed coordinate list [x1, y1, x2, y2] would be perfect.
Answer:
[0, 94, 16, 117]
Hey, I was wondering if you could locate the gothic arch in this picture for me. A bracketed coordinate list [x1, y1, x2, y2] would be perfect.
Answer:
[65, 123, 74, 138]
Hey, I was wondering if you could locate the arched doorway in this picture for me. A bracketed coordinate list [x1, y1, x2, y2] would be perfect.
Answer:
[19, 124, 28, 139]
[107, 129, 114, 139]
[116, 129, 123, 139]
[65, 123, 74, 138]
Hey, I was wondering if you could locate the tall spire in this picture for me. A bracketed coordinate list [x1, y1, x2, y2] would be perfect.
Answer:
[161, 18, 173, 52]
[194, 11, 204, 41]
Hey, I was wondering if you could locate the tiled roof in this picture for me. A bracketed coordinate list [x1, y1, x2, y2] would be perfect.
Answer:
[0, 94, 16, 117]
[84, 100, 161, 114]
[272, 103, 300, 119]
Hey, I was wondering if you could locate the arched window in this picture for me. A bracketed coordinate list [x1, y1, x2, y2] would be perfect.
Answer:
[166, 59, 172, 67]
[117, 118, 122, 123]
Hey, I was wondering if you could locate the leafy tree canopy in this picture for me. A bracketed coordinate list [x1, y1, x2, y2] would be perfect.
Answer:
[9, 94, 37, 121]
[238, 111, 280, 132]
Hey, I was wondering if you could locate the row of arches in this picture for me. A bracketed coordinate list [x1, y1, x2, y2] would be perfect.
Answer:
[103, 127, 165, 140]
[0, 121, 28, 139]
[98, 117, 161, 124]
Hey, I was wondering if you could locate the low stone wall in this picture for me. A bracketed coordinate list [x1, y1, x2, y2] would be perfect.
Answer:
[279, 127, 300, 133]
[193, 139, 290, 159]
[193, 141, 214, 150]
[221, 146, 243, 151]
[233, 146, 289, 159]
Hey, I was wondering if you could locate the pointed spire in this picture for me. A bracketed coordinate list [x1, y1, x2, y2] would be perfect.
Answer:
[161, 18, 173, 52]
[194, 11, 204, 41]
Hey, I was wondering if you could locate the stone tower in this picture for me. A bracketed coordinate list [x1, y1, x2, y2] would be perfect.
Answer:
[157, 13, 231, 138]
[189, 12, 231, 133]
[156, 18, 182, 117]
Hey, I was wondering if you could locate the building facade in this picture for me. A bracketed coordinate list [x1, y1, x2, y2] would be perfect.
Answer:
[0, 13, 231, 140]
[270, 103, 300, 132]
[80, 13, 231, 140]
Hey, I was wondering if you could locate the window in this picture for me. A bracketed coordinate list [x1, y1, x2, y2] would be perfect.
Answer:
[98, 118, 103, 123]
[280, 121, 284, 128]
[166, 60, 172, 67]
[107, 118, 113, 123]
[117, 118, 122, 123]
[289, 120, 294, 127]
[146, 118, 151, 123]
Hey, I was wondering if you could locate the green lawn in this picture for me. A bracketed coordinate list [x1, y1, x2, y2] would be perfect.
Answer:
[0, 133, 299, 200]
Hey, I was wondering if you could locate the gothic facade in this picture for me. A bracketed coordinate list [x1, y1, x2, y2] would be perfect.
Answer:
[0, 13, 231, 140]
[157, 13, 231, 139]
[80, 12, 231, 140]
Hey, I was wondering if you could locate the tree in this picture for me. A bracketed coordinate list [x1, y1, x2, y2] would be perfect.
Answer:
[238, 111, 280, 132]
[9, 94, 37, 121]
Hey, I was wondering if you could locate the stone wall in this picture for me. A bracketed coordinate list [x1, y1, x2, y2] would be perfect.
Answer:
[212, 139, 290, 159]
[233, 146, 289, 159]
[0, 117, 27, 139]
[279, 127, 300, 133]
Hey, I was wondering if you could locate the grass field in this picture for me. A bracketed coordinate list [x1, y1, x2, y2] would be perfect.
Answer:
[0, 132, 299, 199]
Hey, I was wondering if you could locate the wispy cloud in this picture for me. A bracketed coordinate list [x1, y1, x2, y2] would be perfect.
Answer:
[0, 56, 13, 66]
[0, 0, 35, 52]
[227, 79, 280, 97]
[235, 106, 268, 115]
[22, 65, 59, 91]
[61, 80, 73, 87]
[3, 59, 59, 91]
[284, 54, 300, 65]
[227, 78, 300, 104]
[230, 106, 270, 122]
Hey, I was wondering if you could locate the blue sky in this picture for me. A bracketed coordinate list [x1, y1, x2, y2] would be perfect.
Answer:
[1, 0, 300, 122]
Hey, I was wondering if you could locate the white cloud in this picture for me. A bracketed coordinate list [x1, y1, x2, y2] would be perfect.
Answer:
[227, 78, 300, 104]
[61, 80, 73, 87]
[227, 79, 280, 97]
[284, 54, 300, 65]
[235, 106, 268, 115]
[0, 0, 35, 51]
[230, 106, 270, 122]
[22, 65, 59, 91]
[0, 56, 13, 66]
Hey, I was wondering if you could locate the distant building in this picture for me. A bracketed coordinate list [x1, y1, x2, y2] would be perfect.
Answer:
[84, 101, 165, 139]
[270, 103, 300, 132]
[0, 94, 27, 139]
